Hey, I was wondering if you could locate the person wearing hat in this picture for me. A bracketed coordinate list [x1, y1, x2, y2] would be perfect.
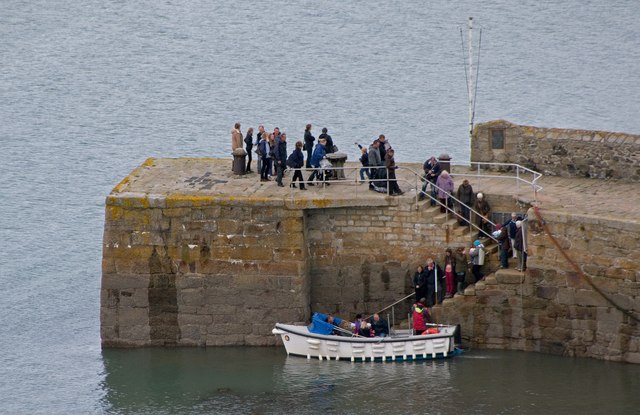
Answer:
[469, 240, 485, 282]
[412, 297, 431, 335]
[474, 192, 491, 238]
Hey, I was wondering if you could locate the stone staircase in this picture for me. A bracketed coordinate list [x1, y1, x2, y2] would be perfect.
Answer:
[418, 200, 501, 273]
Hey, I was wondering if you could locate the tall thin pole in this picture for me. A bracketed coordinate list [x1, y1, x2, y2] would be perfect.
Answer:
[467, 17, 475, 157]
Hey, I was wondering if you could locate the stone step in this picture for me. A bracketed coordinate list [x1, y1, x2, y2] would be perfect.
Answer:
[494, 268, 526, 283]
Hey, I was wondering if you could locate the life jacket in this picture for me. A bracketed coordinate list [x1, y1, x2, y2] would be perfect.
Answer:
[412, 303, 429, 331]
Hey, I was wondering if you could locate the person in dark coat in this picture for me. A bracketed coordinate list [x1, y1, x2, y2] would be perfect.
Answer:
[385, 148, 403, 195]
[377, 134, 390, 161]
[356, 143, 370, 183]
[474, 192, 491, 238]
[368, 140, 383, 189]
[514, 220, 527, 272]
[424, 259, 444, 306]
[504, 212, 520, 259]
[413, 265, 427, 303]
[274, 132, 288, 187]
[495, 223, 510, 268]
[259, 133, 272, 182]
[287, 141, 306, 190]
[419, 156, 441, 204]
[244, 127, 254, 173]
[303, 124, 315, 168]
[319, 128, 334, 154]
[456, 179, 475, 225]
[369, 314, 389, 337]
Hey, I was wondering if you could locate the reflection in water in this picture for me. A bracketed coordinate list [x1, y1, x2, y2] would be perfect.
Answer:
[101, 347, 640, 414]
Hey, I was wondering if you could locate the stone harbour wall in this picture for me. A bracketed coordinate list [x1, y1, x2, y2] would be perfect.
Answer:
[471, 120, 640, 181]
[435, 208, 640, 363]
[101, 195, 309, 347]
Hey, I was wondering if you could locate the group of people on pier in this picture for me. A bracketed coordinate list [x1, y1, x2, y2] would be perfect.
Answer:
[233, 123, 529, 273]
[231, 123, 404, 195]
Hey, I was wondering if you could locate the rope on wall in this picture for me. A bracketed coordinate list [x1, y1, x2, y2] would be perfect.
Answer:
[532, 206, 640, 324]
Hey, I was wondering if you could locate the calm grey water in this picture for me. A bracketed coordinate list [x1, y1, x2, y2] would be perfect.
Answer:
[1, 1, 639, 413]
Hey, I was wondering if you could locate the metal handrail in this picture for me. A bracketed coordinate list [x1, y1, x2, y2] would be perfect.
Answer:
[413, 179, 499, 243]
[451, 161, 543, 197]
[286, 164, 500, 243]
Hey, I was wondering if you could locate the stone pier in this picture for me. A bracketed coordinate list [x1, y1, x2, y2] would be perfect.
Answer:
[101, 157, 640, 363]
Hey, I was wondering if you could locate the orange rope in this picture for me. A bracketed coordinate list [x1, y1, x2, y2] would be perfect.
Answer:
[532, 206, 640, 323]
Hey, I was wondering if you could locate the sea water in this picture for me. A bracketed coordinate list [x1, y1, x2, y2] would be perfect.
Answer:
[1, 1, 639, 413]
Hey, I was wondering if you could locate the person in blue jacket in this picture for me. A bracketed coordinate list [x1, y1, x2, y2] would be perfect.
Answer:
[309, 312, 343, 335]
[307, 138, 327, 186]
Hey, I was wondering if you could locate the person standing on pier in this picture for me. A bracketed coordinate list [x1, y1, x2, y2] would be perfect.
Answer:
[413, 265, 427, 303]
[436, 170, 454, 212]
[424, 259, 444, 306]
[385, 148, 403, 195]
[274, 132, 288, 187]
[259, 133, 272, 182]
[419, 156, 441, 204]
[307, 138, 327, 185]
[231, 122, 243, 150]
[244, 127, 254, 173]
[378, 134, 390, 161]
[255, 125, 266, 174]
[319, 128, 334, 154]
[456, 179, 475, 225]
[368, 140, 382, 189]
[504, 212, 520, 259]
[304, 124, 315, 168]
[474, 192, 491, 238]
[287, 141, 306, 190]
[514, 220, 527, 272]
[495, 223, 510, 269]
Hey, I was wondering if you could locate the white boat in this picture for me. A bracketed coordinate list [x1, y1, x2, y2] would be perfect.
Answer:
[272, 322, 461, 362]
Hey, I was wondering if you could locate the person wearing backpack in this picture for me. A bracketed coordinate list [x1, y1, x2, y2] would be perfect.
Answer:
[287, 141, 306, 190]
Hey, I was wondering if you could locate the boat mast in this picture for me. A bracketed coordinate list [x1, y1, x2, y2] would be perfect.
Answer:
[468, 17, 474, 151]
[462, 17, 481, 160]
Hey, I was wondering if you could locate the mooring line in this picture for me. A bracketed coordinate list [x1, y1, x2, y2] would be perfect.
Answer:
[533, 206, 640, 324]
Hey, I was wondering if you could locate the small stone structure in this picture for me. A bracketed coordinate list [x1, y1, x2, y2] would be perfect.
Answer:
[471, 120, 640, 181]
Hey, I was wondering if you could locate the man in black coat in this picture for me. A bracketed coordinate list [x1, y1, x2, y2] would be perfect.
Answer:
[319, 128, 334, 154]
[424, 259, 444, 307]
[419, 156, 441, 205]
[274, 133, 288, 187]
[369, 314, 389, 337]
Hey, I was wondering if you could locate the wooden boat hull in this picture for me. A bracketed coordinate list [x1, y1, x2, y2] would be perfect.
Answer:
[272, 323, 459, 362]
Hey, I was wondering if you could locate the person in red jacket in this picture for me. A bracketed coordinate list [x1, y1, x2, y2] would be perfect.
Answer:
[412, 298, 432, 335]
